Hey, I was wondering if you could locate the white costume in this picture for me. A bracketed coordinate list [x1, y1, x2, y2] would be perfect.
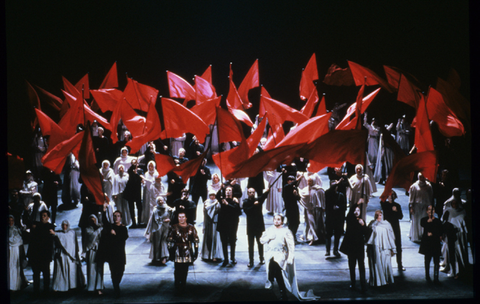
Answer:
[260, 225, 319, 301]
[170, 133, 186, 157]
[297, 172, 322, 190]
[100, 165, 114, 202]
[113, 171, 131, 226]
[142, 168, 160, 224]
[201, 198, 224, 260]
[347, 173, 373, 221]
[145, 203, 172, 262]
[8, 223, 28, 291]
[20, 177, 38, 207]
[299, 185, 325, 243]
[367, 220, 396, 286]
[408, 180, 433, 242]
[264, 170, 284, 214]
[113, 154, 134, 175]
[84, 215, 104, 292]
[440, 206, 469, 277]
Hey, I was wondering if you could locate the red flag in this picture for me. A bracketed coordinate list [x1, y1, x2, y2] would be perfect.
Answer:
[263, 123, 285, 151]
[336, 87, 380, 130]
[397, 74, 421, 109]
[62, 76, 80, 97]
[237, 59, 259, 109]
[260, 95, 308, 127]
[79, 124, 105, 205]
[99, 62, 118, 89]
[190, 96, 221, 126]
[35, 85, 63, 112]
[215, 107, 245, 144]
[58, 90, 84, 137]
[246, 114, 268, 156]
[436, 77, 469, 122]
[299, 53, 319, 100]
[426, 87, 465, 137]
[167, 71, 196, 103]
[348, 61, 394, 93]
[276, 113, 331, 148]
[322, 63, 355, 86]
[447, 68, 461, 90]
[195, 75, 216, 105]
[173, 150, 210, 183]
[127, 100, 163, 154]
[258, 86, 271, 118]
[8, 153, 25, 190]
[315, 94, 327, 117]
[380, 151, 437, 201]
[124, 78, 158, 113]
[201, 65, 212, 84]
[123, 116, 146, 138]
[383, 65, 401, 90]
[75, 73, 90, 99]
[301, 130, 367, 172]
[90, 88, 123, 113]
[154, 154, 177, 177]
[300, 87, 319, 118]
[160, 98, 209, 143]
[226, 67, 244, 110]
[83, 104, 112, 133]
[26, 81, 41, 110]
[414, 94, 434, 153]
[229, 108, 253, 127]
[34, 109, 68, 149]
[41, 131, 84, 174]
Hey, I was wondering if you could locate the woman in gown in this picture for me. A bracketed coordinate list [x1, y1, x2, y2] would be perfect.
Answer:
[208, 173, 222, 194]
[84, 214, 104, 294]
[201, 191, 224, 261]
[8, 215, 28, 291]
[298, 178, 324, 245]
[264, 170, 284, 214]
[113, 147, 134, 174]
[366, 210, 396, 287]
[145, 196, 172, 265]
[100, 160, 114, 202]
[113, 165, 131, 226]
[142, 161, 159, 224]
[52, 220, 85, 292]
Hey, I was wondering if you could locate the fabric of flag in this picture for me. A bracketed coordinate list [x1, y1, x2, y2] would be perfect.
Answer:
[397, 74, 420, 109]
[109, 98, 137, 144]
[127, 100, 163, 154]
[79, 123, 105, 205]
[26, 81, 41, 110]
[426, 87, 465, 137]
[35, 86, 63, 112]
[383, 65, 401, 90]
[58, 90, 84, 137]
[315, 95, 327, 117]
[83, 104, 112, 133]
[90, 88, 123, 113]
[41, 131, 84, 174]
[260, 95, 308, 127]
[436, 77, 469, 122]
[8, 153, 25, 190]
[195, 75, 216, 105]
[335, 87, 380, 130]
[413, 94, 434, 153]
[300, 87, 319, 118]
[301, 130, 367, 172]
[237, 59, 259, 109]
[172, 150, 210, 183]
[322, 63, 355, 86]
[215, 107, 245, 144]
[226, 74, 244, 110]
[160, 98, 209, 143]
[229, 108, 253, 127]
[124, 78, 158, 113]
[380, 151, 437, 201]
[258, 86, 271, 118]
[75, 73, 90, 99]
[447, 68, 461, 90]
[263, 122, 285, 151]
[99, 62, 118, 89]
[348, 61, 394, 93]
[154, 153, 177, 177]
[167, 71, 196, 102]
[62, 76, 80, 97]
[201, 65, 212, 84]
[35, 108, 68, 149]
[190, 96, 221, 126]
[299, 53, 319, 100]
[275, 113, 331, 148]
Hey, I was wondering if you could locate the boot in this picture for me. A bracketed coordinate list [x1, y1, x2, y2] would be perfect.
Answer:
[325, 238, 331, 256]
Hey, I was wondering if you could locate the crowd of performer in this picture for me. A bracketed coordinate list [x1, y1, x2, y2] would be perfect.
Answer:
[8, 116, 472, 300]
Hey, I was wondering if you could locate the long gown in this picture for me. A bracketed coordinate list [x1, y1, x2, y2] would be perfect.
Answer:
[8, 225, 28, 291]
[170, 133, 186, 157]
[100, 167, 114, 202]
[347, 174, 373, 221]
[142, 169, 160, 224]
[69, 154, 81, 204]
[367, 220, 396, 286]
[84, 220, 104, 292]
[145, 204, 172, 262]
[298, 186, 325, 243]
[201, 198, 224, 260]
[440, 206, 469, 276]
[408, 181, 433, 242]
[264, 171, 284, 214]
[113, 155, 134, 175]
[52, 228, 85, 291]
[113, 172, 131, 226]
[364, 122, 380, 166]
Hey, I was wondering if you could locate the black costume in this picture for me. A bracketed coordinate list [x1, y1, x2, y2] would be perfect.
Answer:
[189, 164, 211, 222]
[171, 197, 196, 225]
[419, 216, 442, 283]
[282, 182, 300, 239]
[217, 197, 242, 265]
[339, 204, 370, 292]
[243, 190, 270, 265]
[167, 223, 199, 291]
[325, 185, 347, 256]
[381, 200, 404, 269]
[41, 169, 62, 225]
[28, 219, 55, 293]
[123, 164, 144, 226]
[166, 172, 186, 207]
[247, 172, 265, 198]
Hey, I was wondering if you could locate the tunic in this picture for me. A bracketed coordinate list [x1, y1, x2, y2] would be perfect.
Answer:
[347, 174, 373, 221]
[113, 172, 131, 226]
[201, 198, 223, 260]
[142, 169, 159, 224]
[113, 155, 134, 175]
[167, 224, 199, 263]
[260, 226, 319, 301]
[145, 205, 172, 261]
[52, 229, 85, 291]
[408, 180, 433, 242]
[84, 224, 104, 291]
[8, 225, 28, 291]
[100, 167, 114, 202]
[69, 154, 81, 203]
[367, 220, 396, 286]
[298, 186, 325, 242]
[264, 171, 284, 214]
[441, 206, 468, 276]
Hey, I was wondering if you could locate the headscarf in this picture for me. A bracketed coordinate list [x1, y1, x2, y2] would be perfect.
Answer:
[101, 160, 111, 175]
[147, 160, 156, 175]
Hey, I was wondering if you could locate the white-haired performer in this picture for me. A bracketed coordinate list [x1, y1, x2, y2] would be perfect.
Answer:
[113, 164, 131, 226]
[260, 214, 319, 301]
[145, 196, 172, 265]
[408, 173, 433, 243]
[347, 164, 373, 222]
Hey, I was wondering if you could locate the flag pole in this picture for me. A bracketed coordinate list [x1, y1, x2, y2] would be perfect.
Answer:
[215, 106, 223, 183]
[82, 84, 86, 127]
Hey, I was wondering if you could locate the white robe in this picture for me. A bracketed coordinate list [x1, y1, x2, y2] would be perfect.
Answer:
[8, 225, 27, 291]
[299, 186, 325, 242]
[441, 207, 469, 276]
[367, 220, 396, 286]
[20, 179, 38, 207]
[142, 170, 160, 224]
[347, 174, 373, 221]
[264, 171, 284, 214]
[113, 155, 134, 175]
[84, 225, 104, 291]
[408, 181, 433, 242]
[364, 122, 380, 166]
[170, 133, 186, 157]
[52, 229, 84, 291]
[297, 172, 322, 190]
[113, 172, 131, 226]
[69, 154, 81, 203]
[260, 226, 319, 301]
[145, 205, 172, 261]
[100, 167, 114, 202]
[201, 199, 223, 260]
